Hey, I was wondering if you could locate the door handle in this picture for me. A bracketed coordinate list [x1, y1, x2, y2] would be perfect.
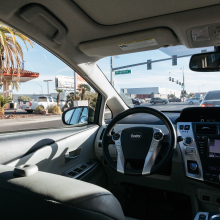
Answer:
[65, 148, 81, 163]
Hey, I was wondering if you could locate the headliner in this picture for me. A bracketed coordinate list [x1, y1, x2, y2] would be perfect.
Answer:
[73, 0, 220, 25]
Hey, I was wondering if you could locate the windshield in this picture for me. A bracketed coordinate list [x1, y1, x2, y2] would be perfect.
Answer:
[98, 45, 218, 111]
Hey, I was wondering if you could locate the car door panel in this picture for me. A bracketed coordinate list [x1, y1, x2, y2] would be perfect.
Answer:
[6, 125, 99, 174]
[0, 125, 97, 165]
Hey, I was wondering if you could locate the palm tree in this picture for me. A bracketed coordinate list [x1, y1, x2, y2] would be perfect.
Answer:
[0, 22, 34, 83]
[55, 88, 63, 106]
[11, 82, 20, 91]
[0, 95, 11, 116]
[78, 84, 91, 100]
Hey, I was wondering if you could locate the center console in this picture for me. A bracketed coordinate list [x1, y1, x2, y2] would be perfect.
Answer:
[177, 121, 220, 184]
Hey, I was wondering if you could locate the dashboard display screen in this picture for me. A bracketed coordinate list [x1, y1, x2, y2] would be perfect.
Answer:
[209, 139, 220, 158]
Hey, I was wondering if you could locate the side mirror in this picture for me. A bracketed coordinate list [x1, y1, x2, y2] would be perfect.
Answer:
[62, 106, 95, 125]
[190, 52, 220, 72]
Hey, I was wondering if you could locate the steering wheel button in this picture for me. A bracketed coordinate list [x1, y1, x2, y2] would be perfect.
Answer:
[153, 132, 163, 141]
[112, 133, 120, 141]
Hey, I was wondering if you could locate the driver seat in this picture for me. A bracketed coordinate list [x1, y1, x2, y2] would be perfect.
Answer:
[0, 165, 131, 220]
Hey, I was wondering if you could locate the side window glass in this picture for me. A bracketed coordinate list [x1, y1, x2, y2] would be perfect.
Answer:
[0, 22, 99, 133]
[104, 105, 112, 120]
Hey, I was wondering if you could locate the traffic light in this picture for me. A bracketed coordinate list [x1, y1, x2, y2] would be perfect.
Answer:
[182, 83, 184, 86]
[147, 59, 151, 70]
[179, 82, 181, 85]
[172, 78, 174, 82]
[172, 55, 177, 66]
[176, 80, 178, 84]
[169, 77, 171, 81]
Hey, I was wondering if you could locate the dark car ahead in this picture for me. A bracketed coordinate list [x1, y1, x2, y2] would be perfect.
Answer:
[150, 97, 169, 104]
[200, 90, 220, 107]
[169, 98, 181, 102]
[132, 99, 141, 105]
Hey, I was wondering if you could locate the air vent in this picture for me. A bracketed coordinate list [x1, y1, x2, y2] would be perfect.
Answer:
[196, 124, 217, 134]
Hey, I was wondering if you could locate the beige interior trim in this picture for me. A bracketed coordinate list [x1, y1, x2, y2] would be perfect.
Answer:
[73, 0, 220, 25]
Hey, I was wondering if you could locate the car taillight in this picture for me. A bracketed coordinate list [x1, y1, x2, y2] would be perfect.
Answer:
[201, 103, 213, 107]
[29, 102, 32, 106]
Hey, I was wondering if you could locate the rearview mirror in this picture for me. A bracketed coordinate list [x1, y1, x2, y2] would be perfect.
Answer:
[62, 106, 95, 125]
[190, 52, 220, 72]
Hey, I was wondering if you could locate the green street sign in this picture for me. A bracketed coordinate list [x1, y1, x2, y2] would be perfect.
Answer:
[115, 70, 132, 75]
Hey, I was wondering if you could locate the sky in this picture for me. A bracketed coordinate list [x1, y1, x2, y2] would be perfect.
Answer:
[5, 38, 220, 96]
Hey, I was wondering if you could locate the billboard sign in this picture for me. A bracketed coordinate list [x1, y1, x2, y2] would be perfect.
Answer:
[55, 75, 74, 89]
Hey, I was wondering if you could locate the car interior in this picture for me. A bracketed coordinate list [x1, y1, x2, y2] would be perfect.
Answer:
[2, 1, 220, 220]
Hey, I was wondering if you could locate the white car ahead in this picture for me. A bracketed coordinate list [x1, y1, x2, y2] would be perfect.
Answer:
[186, 97, 201, 105]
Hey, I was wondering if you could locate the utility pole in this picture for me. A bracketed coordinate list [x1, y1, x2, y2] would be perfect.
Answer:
[110, 56, 113, 85]
[181, 67, 185, 102]
[74, 70, 77, 94]
[35, 83, 43, 94]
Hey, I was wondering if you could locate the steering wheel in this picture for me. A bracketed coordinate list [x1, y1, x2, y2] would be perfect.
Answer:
[102, 107, 176, 175]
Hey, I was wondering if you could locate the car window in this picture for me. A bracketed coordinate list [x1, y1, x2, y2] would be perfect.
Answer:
[104, 105, 112, 120]
[0, 22, 98, 133]
[38, 97, 47, 102]
[205, 91, 220, 100]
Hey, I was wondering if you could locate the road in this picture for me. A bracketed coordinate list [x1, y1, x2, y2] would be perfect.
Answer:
[136, 102, 200, 111]
[0, 103, 199, 133]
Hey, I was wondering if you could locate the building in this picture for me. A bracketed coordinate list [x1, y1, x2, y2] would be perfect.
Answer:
[13, 73, 88, 101]
[121, 87, 181, 98]
[1, 67, 39, 98]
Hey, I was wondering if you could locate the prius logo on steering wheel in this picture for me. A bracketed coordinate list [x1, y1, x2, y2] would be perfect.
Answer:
[129, 133, 142, 140]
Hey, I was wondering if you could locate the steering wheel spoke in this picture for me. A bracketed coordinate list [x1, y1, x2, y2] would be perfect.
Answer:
[142, 128, 163, 175]
[112, 132, 125, 174]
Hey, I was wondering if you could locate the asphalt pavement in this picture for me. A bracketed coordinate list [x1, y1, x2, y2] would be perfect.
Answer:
[0, 102, 200, 133]
[138, 102, 200, 111]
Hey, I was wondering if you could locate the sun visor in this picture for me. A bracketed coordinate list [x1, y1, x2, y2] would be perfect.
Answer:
[79, 28, 179, 57]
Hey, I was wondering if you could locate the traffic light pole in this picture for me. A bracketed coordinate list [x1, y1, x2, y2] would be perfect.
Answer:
[110, 56, 113, 85]
[182, 67, 185, 102]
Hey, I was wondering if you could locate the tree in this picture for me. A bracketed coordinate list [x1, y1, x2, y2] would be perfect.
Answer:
[11, 82, 20, 92]
[18, 95, 32, 102]
[188, 93, 195, 98]
[0, 95, 11, 116]
[0, 22, 34, 83]
[56, 88, 63, 106]
[169, 94, 176, 99]
[78, 84, 91, 100]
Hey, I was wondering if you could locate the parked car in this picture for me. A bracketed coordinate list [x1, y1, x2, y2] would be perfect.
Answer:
[200, 90, 220, 107]
[132, 98, 141, 105]
[25, 96, 65, 113]
[150, 97, 168, 104]
[186, 97, 202, 105]
[169, 98, 181, 102]
[133, 98, 145, 103]
[19, 101, 32, 110]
